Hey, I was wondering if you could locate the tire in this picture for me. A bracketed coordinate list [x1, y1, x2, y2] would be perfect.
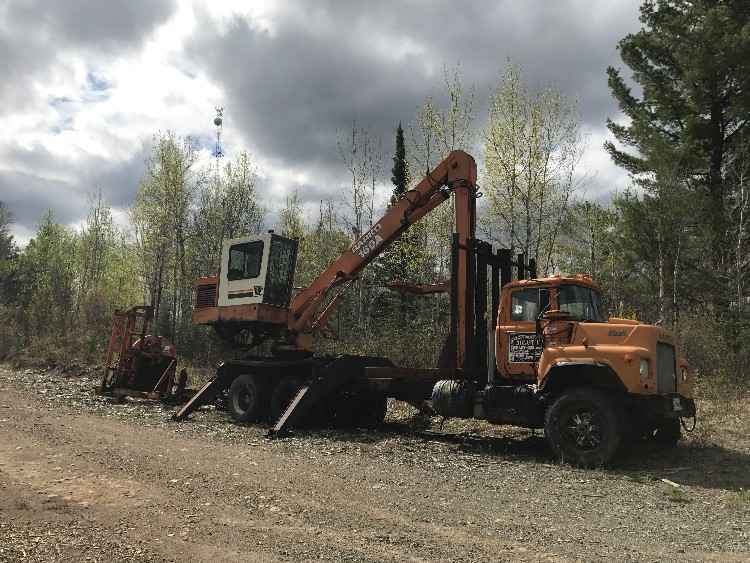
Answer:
[544, 387, 623, 468]
[228, 374, 268, 422]
[651, 418, 681, 447]
[269, 376, 305, 424]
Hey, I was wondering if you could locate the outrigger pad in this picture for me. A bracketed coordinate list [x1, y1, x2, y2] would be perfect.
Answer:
[172, 376, 220, 421]
[267, 354, 377, 437]
[267, 385, 312, 437]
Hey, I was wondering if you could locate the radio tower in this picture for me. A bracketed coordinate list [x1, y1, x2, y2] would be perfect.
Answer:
[213, 106, 224, 178]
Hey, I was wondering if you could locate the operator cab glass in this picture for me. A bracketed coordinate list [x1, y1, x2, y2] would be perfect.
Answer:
[227, 241, 263, 281]
[558, 284, 606, 322]
[264, 236, 298, 307]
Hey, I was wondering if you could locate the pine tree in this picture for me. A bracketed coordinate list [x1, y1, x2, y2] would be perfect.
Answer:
[390, 122, 408, 205]
[0, 202, 14, 262]
[605, 0, 750, 291]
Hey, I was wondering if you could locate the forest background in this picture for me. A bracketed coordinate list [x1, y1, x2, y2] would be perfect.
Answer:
[1, 0, 748, 394]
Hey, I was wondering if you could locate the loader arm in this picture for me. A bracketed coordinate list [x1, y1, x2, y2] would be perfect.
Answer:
[288, 150, 477, 368]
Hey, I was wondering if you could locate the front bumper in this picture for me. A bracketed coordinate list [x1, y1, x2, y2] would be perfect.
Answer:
[629, 393, 696, 419]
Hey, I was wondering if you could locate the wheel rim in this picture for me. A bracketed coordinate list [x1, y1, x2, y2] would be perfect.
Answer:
[235, 385, 253, 414]
[562, 408, 603, 451]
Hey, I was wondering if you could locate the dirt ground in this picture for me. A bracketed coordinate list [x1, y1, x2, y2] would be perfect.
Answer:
[0, 365, 749, 562]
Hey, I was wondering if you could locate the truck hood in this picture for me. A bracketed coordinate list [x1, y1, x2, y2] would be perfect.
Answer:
[573, 320, 677, 348]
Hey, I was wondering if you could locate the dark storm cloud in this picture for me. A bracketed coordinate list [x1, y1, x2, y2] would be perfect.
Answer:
[0, 143, 146, 230]
[0, 0, 177, 113]
[186, 0, 641, 188]
[0, 169, 87, 228]
[187, 8, 428, 169]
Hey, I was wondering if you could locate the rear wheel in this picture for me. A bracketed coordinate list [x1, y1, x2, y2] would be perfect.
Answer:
[229, 374, 268, 422]
[545, 387, 622, 468]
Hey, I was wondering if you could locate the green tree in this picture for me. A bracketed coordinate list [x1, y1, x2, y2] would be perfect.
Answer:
[390, 122, 408, 204]
[191, 151, 264, 276]
[15, 212, 77, 337]
[0, 202, 18, 308]
[0, 202, 14, 262]
[483, 63, 582, 273]
[131, 131, 197, 338]
[75, 192, 115, 320]
[606, 0, 750, 300]
[280, 190, 305, 241]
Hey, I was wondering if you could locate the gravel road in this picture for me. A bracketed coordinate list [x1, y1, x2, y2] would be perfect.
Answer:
[1, 365, 749, 562]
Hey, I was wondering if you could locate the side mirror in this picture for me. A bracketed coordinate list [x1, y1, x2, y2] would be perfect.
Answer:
[536, 309, 571, 335]
[542, 309, 572, 321]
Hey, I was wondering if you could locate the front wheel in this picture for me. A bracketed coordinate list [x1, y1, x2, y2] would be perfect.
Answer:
[544, 387, 623, 468]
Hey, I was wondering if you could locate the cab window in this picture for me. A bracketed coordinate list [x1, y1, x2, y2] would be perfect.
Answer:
[510, 288, 550, 322]
[227, 241, 263, 281]
[558, 284, 606, 322]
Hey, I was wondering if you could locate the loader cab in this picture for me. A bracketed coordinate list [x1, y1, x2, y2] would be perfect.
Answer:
[219, 233, 298, 308]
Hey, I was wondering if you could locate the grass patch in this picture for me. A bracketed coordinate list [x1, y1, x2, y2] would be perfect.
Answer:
[662, 484, 691, 504]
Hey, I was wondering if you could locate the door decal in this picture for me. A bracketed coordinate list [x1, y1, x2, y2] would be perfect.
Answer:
[508, 332, 543, 363]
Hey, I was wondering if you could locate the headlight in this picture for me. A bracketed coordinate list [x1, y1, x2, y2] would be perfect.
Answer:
[639, 359, 649, 379]
[681, 367, 688, 382]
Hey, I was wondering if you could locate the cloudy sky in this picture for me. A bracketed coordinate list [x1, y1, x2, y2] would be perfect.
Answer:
[0, 0, 641, 243]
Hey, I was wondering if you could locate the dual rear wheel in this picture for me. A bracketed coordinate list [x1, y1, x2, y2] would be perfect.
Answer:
[227, 372, 387, 429]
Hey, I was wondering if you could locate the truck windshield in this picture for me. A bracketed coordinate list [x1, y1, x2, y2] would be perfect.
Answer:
[558, 284, 606, 322]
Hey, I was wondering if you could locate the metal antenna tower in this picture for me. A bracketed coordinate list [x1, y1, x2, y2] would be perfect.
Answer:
[213, 106, 224, 177]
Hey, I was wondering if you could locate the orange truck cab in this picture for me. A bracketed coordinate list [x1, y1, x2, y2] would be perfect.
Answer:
[434, 274, 696, 467]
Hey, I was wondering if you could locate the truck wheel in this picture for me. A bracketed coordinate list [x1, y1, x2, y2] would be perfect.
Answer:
[229, 374, 267, 422]
[544, 387, 622, 468]
[269, 376, 305, 424]
[651, 418, 681, 446]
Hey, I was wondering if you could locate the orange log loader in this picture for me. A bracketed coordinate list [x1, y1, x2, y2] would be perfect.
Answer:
[176, 150, 695, 467]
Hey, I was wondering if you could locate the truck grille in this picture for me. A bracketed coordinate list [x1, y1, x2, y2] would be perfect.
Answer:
[195, 282, 217, 308]
[656, 342, 677, 394]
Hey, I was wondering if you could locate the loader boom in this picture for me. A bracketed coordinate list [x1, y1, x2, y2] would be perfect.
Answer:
[287, 150, 477, 366]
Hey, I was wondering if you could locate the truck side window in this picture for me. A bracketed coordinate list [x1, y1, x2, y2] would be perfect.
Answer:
[510, 288, 549, 322]
[227, 241, 263, 281]
[511, 288, 539, 321]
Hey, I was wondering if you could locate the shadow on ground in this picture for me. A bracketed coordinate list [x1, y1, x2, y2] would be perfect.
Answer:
[287, 421, 750, 492]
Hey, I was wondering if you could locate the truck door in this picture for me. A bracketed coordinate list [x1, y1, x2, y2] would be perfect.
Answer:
[496, 286, 549, 380]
